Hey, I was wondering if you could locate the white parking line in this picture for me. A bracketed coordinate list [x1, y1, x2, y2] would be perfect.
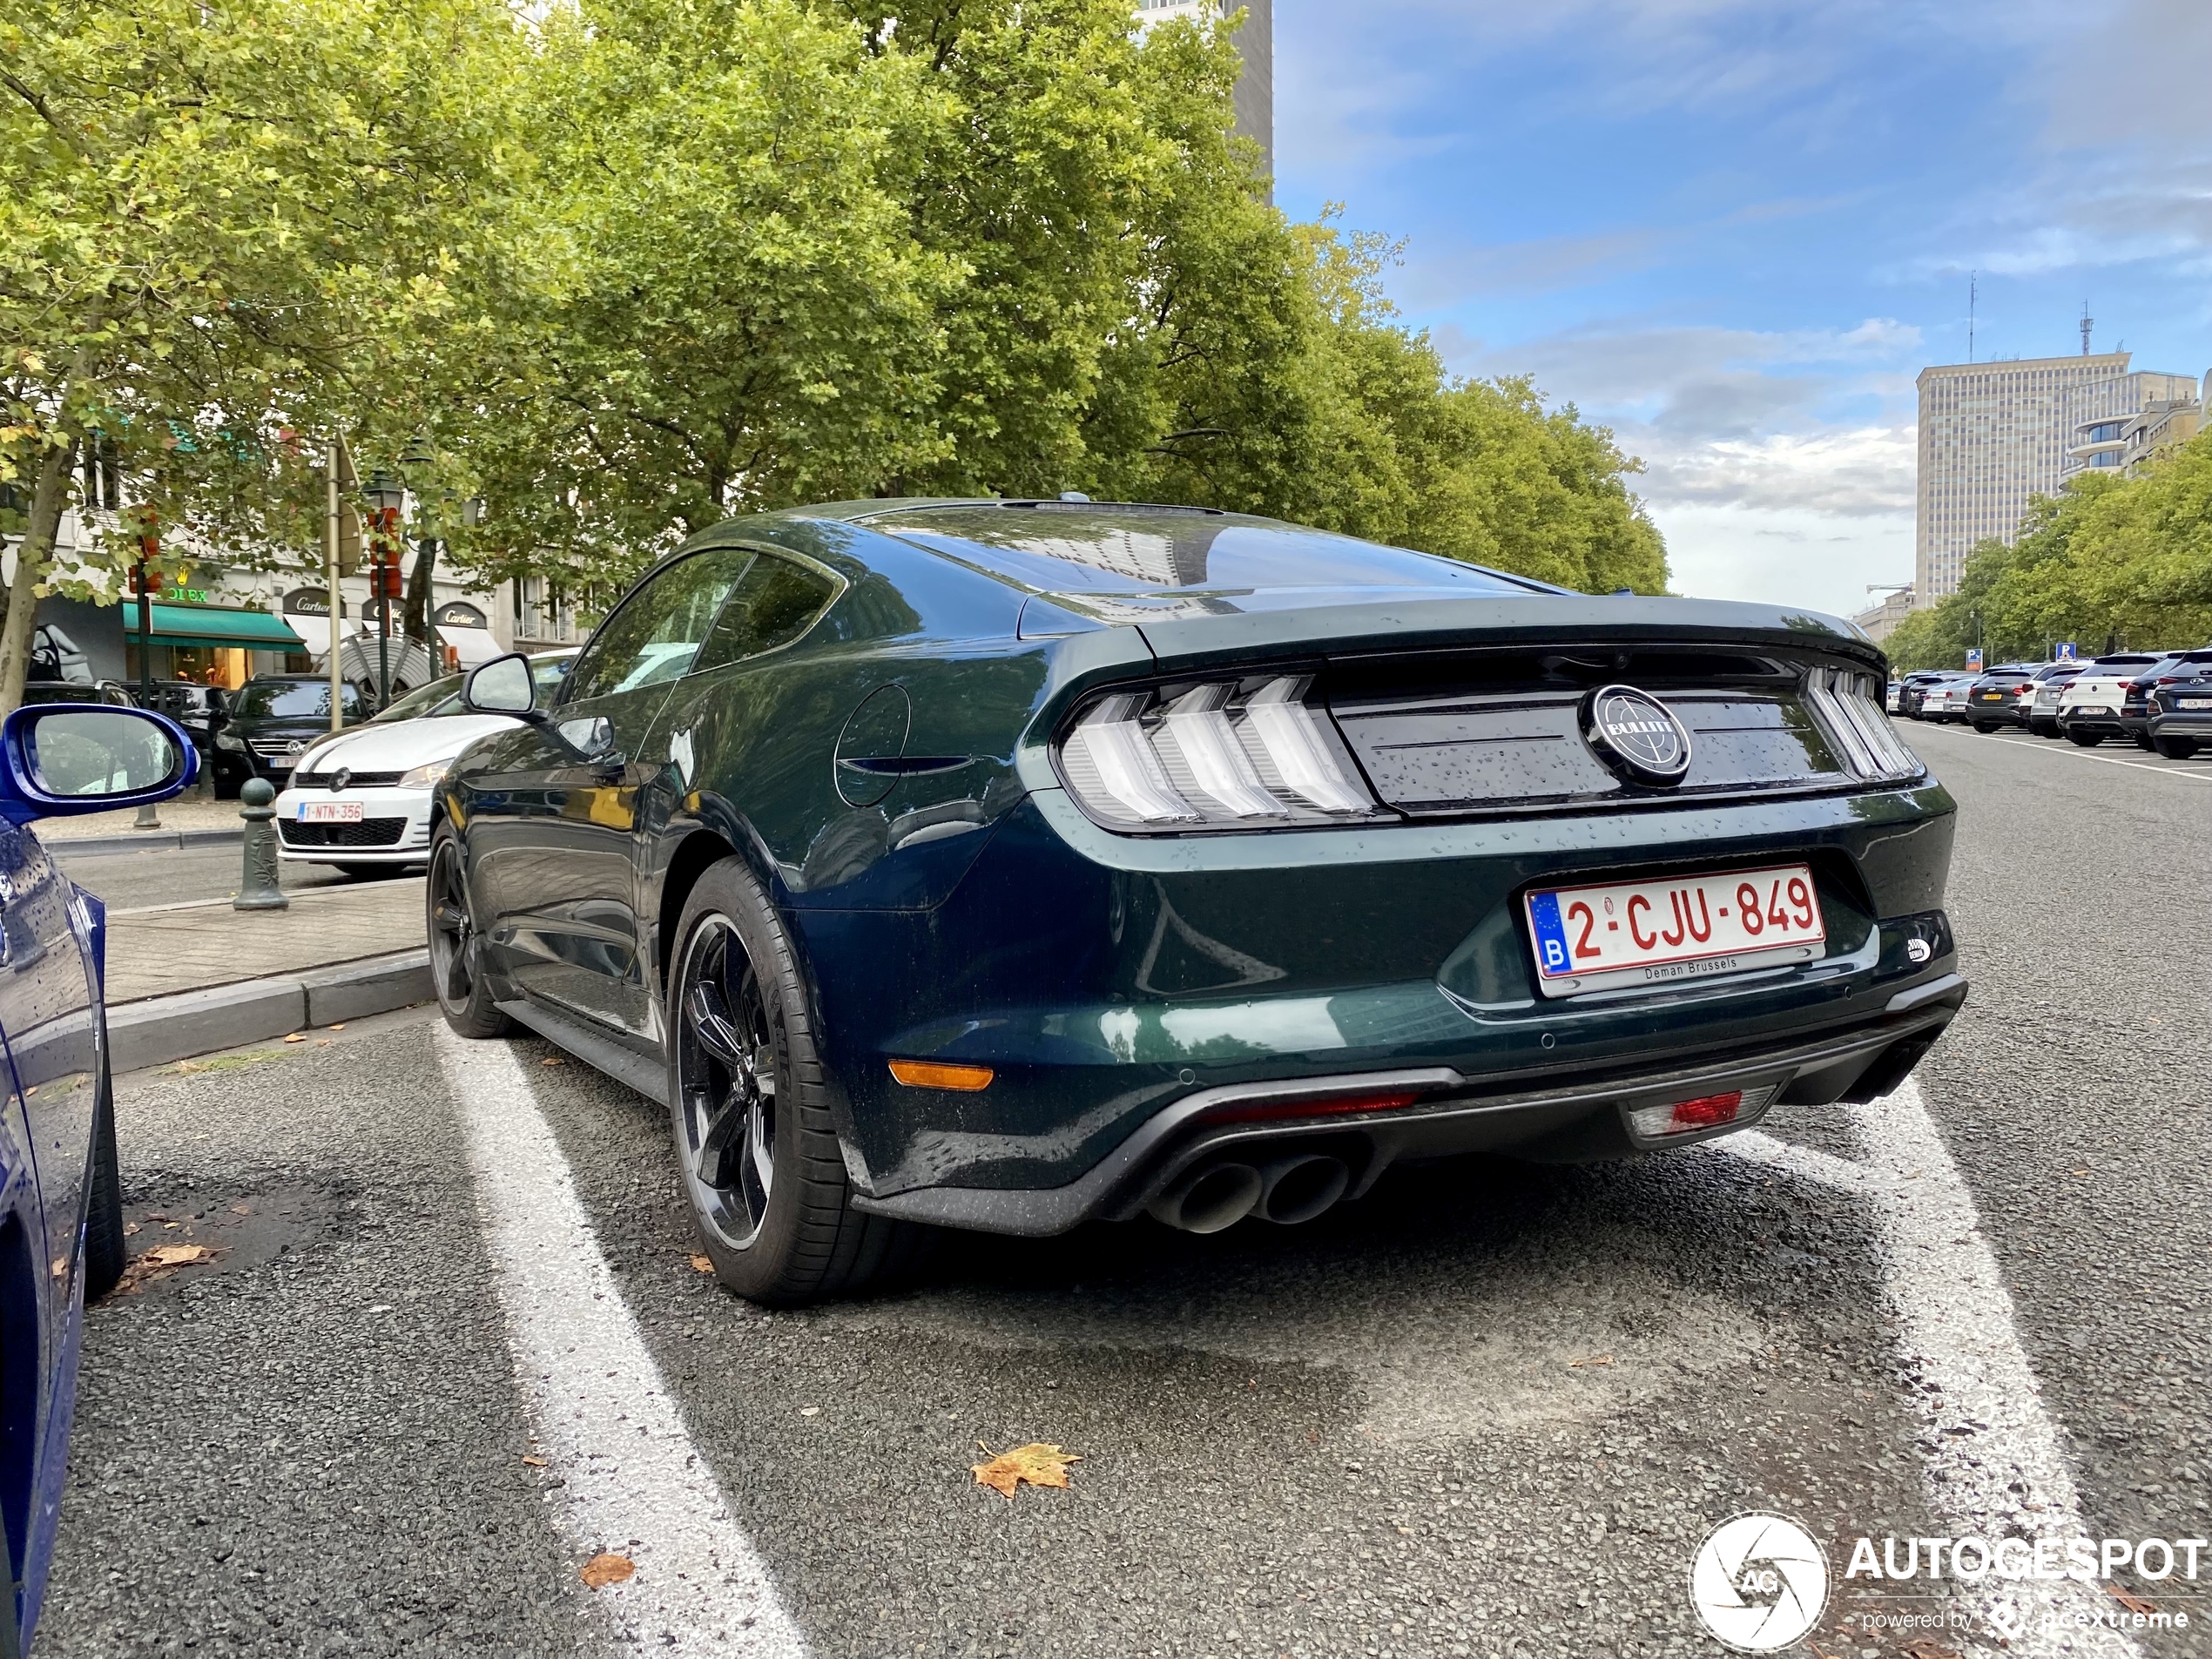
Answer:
[1730, 1082, 2141, 1657]
[434, 1023, 808, 1657]
[1926, 726, 2212, 784]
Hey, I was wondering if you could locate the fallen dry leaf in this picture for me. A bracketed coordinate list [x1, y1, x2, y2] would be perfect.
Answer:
[123, 1222, 141, 1237]
[327, 1023, 345, 1031]
[229, 1204, 252, 1216]
[1568, 1354, 1615, 1369]
[579, 1552, 633, 1589]
[147, 1244, 214, 1266]
[2106, 1582, 2155, 1615]
[110, 1242, 220, 1296]
[522, 1455, 548, 1467]
[541, 1056, 565, 1068]
[1900, 1638, 1963, 1659]
[973, 1442, 1081, 1500]
[282, 1033, 307, 1044]
[688, 1254, 714, 1273]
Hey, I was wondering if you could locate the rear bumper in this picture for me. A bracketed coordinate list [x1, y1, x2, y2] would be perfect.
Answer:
[853, 975, 1966, 1236]
[2151, 711, 2212, 737]
[794, 779, 1961, 1228]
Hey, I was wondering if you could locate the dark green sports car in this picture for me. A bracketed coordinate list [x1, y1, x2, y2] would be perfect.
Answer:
[428, 499, 1964, 1305]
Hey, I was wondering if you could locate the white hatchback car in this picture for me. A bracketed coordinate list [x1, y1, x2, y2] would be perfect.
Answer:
[273, 651, 577, 874]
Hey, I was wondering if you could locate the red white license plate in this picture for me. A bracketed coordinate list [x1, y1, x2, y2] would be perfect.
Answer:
[298, 801, 364, 824]
[1525, 864, 1827, 998]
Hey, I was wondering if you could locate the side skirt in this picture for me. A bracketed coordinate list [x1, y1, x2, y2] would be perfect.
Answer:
[495, 999, 668, 1106]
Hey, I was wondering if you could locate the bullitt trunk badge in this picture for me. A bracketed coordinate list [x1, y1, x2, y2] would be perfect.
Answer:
[1581, 684, 1693, 786]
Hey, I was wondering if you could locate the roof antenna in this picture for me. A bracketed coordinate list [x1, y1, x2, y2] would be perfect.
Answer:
[1967, 272, 1976, 363]
[2080, 300, 2093, 356]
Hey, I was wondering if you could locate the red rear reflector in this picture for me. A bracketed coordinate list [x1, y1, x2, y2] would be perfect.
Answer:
[1204, 1089, 1425, 1126]
[1669, 1091, 1742, 1128]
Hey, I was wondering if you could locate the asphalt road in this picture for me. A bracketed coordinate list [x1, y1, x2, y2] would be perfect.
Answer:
[36, 719, 2212, 1659]
[52, 841, 414, 909]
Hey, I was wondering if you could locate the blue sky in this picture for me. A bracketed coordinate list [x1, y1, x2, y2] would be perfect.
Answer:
[1272, 0, 2212, 616]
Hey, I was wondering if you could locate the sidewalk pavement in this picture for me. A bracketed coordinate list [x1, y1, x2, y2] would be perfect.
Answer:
[105, 878, 437, 1072]
[39, 794, 250, 855]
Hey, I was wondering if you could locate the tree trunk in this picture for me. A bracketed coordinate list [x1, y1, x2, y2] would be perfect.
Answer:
[404, 534, 438, 654]
[0, 438, 82, 717]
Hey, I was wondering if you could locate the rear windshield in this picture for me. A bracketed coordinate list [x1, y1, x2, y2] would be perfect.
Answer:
[869, 505, 1546, 597]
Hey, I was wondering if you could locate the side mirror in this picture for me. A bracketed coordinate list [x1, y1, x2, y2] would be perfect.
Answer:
[0, 705, 198, 826]
[462, 652, 541, 719]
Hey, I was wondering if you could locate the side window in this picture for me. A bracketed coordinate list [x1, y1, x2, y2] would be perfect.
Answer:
[562, 550, 750, 703]
[694, 552, 840, 673]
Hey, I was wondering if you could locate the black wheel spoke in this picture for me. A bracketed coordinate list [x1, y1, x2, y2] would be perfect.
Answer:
[676, 914, 780, 1248]
[685, 981, 749, 1071]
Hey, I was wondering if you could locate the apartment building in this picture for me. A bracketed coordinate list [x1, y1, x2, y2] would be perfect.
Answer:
[2061, 369, 2203, 479]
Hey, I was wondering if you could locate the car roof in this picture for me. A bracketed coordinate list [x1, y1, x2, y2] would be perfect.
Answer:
[796, 499, 1565, 606]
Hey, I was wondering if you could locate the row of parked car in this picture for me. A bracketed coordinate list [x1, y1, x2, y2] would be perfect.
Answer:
[1891, 649, 2212, 758]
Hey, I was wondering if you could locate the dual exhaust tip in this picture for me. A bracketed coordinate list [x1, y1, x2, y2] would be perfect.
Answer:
[1146, 1152, 1351, 1234]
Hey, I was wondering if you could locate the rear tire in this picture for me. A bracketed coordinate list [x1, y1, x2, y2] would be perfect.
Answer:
[2134, 730, 2155, 752]
[1973, 720, 2000, 733]
[84, 1056, 125, 1300]
[2154, 734, 2198, 759]
[666, 857, 932, 1307]
[426, 826, 511, 1038]
[2066, 729, 2104, 747]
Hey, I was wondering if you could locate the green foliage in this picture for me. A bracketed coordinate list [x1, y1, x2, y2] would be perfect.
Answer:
[1885, 435, 2212, 671]
[3, 0, 1669, 703]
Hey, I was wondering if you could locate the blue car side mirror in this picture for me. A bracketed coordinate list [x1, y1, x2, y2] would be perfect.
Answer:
[0, 704, 199, 826]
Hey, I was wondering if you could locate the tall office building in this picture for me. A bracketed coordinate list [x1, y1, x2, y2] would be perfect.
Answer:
[1134, 0, 1273, 184]
[1914, 353, 2113, 603]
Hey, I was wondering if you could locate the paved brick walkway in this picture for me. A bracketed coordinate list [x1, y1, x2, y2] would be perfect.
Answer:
[105, 879, 426, 1003]
[38, 796, 246, 841]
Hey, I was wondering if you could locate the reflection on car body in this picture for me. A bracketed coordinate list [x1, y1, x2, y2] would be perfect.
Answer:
[428, 500, 1966, 1306]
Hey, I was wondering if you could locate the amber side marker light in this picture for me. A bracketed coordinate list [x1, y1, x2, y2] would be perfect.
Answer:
[888, 1060, 995, 1091]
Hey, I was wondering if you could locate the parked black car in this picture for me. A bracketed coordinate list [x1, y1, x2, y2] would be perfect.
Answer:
[2148, 657, 2212, 759]
[428, 497, 1966, 1306]
[210, 675, 366, 796]
[1964, 664, 2040, 732]
[2121, 650, 2212, 751]
[19, 681, 134, 709]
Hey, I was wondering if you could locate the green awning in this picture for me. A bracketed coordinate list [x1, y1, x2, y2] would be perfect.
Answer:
[120, 601, 307, 651]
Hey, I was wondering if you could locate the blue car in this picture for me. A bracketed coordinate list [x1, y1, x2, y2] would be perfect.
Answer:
[0, 702, 196, 1656]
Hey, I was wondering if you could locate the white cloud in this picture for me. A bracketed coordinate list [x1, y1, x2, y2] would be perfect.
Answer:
[1653, 501, 1913, 616]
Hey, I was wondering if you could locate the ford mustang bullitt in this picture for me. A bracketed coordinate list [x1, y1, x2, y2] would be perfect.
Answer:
[426, 500, 1966, 1305]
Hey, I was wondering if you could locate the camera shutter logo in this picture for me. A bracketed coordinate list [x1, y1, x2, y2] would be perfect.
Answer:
[1581, 685, 1692, 786]
[1688, 1512, 1830, 1652]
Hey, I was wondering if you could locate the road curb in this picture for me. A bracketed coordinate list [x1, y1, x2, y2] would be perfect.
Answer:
[49, 826, 245, 858]
[109, 948, 433, 1073]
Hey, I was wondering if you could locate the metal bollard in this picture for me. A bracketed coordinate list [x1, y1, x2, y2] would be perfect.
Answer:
[233, 779, 288, 911]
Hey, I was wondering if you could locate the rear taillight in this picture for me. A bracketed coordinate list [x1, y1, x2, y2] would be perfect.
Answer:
[1802, 669, 1923, 782]
[1059, 674, 1390, 832]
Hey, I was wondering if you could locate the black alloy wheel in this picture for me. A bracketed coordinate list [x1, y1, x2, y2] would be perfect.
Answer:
[665, 857, 932, 1306]
[427, 827, 510, 1037]
[674, 915, 779, 1251]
